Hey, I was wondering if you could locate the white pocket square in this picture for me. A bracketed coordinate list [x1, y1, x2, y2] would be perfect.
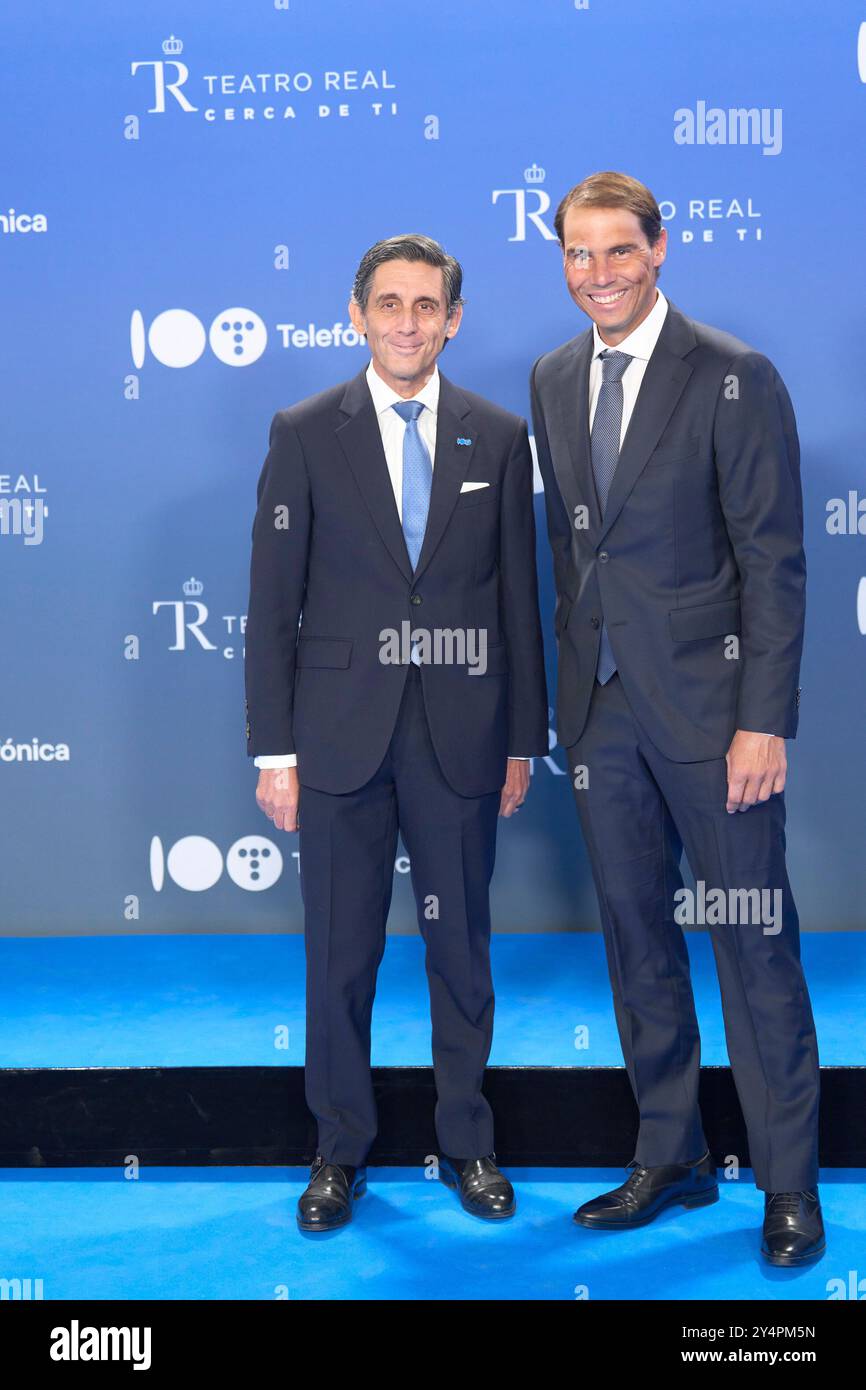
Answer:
[460, 481, 490, 493]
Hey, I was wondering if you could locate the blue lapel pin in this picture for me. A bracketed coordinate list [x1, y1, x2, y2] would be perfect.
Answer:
[456, 437, 472, 446]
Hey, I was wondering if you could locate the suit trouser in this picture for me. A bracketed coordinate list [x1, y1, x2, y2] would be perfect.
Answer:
[566, 672, 820, 1192]
[298, 664, 501, 1167]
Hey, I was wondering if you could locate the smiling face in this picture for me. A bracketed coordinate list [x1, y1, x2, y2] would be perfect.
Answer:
[561, 205, 666, 346]
[348, 258, 462, 397]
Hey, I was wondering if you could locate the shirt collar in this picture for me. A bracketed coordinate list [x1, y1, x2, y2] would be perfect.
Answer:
[366, 360, 440, 418]
[591, 288, 668, 364]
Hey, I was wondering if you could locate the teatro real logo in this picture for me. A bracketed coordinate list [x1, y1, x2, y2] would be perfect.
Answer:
[658, 194, 764, 246]
[130, 36, 197, 114]
[147, 578, 245, 660]
[492, 165, 557, 242]
[152, 577, 218, 653]
[128, 36, 398, 125]
[492, 166, 765, 249]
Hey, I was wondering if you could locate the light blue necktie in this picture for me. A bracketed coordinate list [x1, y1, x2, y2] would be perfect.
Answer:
[392, 400, 432, 570]
[590, 349, 632, 684]
[392, 400, 433, 667]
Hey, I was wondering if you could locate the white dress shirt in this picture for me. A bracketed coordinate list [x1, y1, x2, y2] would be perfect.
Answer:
[588, 286, 669, 441]
[255, 360, 531, 768]
[365, 358, 440, 517]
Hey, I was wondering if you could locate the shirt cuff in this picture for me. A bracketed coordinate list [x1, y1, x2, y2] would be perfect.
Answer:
[508, 755, 531, 760]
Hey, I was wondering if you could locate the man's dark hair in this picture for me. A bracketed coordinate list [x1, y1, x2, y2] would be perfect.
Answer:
[554, 171, 663, 275]
[351, 234, 464, 318]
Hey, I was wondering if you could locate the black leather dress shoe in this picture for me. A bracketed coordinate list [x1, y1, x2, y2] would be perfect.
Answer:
[574, 1151, 718, 1229]
[761, 1189, 825, 1266]
[439, 1154, 516, 1219]
[296, 1156, 367, 1232]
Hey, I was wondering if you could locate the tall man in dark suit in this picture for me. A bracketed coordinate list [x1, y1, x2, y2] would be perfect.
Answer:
[531, 172, 823, 1265]
[245, 234, 548, 1231]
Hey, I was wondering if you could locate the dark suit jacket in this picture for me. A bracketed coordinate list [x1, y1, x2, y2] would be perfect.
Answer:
[245, 367, 549, 795]
[530, 298, 805, 760]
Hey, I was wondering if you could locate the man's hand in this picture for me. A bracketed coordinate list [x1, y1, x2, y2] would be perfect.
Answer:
[256, 766, 300, 832]
[499, 758, 530, 818]
[725, 730, 787, 814]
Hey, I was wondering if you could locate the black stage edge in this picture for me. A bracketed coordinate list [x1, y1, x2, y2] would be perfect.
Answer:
[0, 1066, 862, 1168]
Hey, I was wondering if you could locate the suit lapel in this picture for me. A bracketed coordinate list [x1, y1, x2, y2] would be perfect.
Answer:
[335, 369, 414, 583]
[334, 367, 476, 586]
[548, 300, 697, 544]
[412, 373, 474, 583]
[552, 333, 601, 534]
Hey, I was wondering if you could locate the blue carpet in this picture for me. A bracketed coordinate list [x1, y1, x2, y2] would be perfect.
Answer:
[0, 1166, 861, 1301]
[0, 932, 862, 1067]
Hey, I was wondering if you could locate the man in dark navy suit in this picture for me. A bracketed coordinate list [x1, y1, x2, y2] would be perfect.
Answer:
[245, 234, 548, 1231]
[531, 172, 823, 1265]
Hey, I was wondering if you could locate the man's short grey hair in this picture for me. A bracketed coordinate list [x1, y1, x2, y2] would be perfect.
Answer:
[351, 234, 464, 317]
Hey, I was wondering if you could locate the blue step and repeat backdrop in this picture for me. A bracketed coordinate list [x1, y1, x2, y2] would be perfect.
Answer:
[3, 0, 865, 935]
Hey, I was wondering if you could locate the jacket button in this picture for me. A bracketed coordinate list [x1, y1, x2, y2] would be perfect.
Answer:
[590, 617, 600, 629]
[410, 594, 422, 606]
[598, 550, 609, 563]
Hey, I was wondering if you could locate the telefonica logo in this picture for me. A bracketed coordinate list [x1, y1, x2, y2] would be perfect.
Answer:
[130, 309, 364, 368]
[673, 102, 782, 156]
[130, 308, 267, 368]
[0, 208, 47, 234]
[0, 740, 70, 763]
[150, 834, 284, 891]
